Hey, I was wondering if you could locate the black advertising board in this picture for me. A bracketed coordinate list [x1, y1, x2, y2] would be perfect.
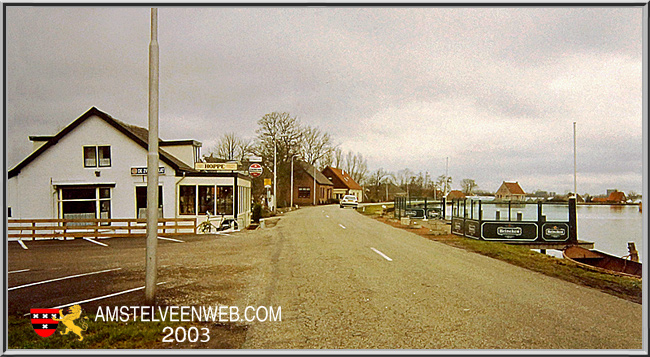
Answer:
[542, 223, 569, 241]
[451, 218, 464, 235]
[481, 222, 538, 241]
[464, 220, 480, 239]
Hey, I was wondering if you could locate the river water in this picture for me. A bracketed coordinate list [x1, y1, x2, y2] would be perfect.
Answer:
[445, 201, 644, 262]
[575, 205, 644, 263]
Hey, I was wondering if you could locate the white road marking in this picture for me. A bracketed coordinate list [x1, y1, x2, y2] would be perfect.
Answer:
[50, 281, 168, 310]
[8, 268, 122, 291]
[370, 247, 393, 261]
[17, 240, 28, 250]
[338, 224, 346, 229]
[83, 237, 109, 247]
[157, 236, 185, 243]
[8, 269, 30, 274]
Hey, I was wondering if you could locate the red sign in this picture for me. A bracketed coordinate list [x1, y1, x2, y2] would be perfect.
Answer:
[249, 163, 263, 177]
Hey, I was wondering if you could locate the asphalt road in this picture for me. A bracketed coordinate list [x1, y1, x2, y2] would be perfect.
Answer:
[241, 205, 643, 349]
[6, 205, 644, 350]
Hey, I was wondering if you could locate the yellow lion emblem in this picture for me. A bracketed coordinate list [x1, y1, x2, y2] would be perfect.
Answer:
[51, 305, 88, 341]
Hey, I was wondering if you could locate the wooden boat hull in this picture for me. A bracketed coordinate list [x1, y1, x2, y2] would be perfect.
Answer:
[563, 245, 642, 278]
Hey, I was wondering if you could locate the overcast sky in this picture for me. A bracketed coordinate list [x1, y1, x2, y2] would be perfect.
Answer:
[4, 6, 646, 195]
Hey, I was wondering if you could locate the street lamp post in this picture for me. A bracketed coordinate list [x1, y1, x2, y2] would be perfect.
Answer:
[145, 7, 159, 306]
[290, 155, 295, 209]
[273, 137, 277, 212]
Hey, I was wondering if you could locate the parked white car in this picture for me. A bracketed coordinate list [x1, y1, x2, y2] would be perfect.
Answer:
[340, 195, 358, 209]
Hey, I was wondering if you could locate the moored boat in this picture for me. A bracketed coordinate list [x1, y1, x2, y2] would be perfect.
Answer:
[563, 245, 642, 278]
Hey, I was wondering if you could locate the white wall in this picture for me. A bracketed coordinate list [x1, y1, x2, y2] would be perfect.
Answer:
[7, 115, 176, 219]
[162, 145, 195, 168]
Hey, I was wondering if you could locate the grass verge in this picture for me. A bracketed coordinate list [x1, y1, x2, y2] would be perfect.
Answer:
[7, 314, 247, 349]
[369, 214, 642, 304]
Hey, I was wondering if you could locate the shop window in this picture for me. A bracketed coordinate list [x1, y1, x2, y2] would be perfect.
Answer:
[298, 187, 310, 198]
[198, 186, 215, 214]
[179, 185, 196, 215]
[216, 186, 233, 215]
[136, 186, 163, 218]
[59, 186, 112, 225]
[83, 146, 111, 168]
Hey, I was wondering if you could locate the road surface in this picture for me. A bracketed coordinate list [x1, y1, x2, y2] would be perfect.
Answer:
[241, 205, 643, 349]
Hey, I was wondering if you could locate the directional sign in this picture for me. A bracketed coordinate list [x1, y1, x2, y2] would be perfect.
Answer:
[249, 163, 263, 177]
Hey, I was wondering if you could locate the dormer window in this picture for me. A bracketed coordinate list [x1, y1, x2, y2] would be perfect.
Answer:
[84, 145, 111, 168]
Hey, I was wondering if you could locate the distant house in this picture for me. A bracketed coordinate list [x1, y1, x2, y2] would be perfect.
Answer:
[592, 197, 608, 203]
[446, 190, 466, 200]
[292, 161, 334, 206]
[321, 166, 363, 202]
[607, 191, 627, 203]
[495, 181, 526, 201]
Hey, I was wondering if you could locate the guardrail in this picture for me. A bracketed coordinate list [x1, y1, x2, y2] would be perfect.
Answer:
[7, 218, 197, 240]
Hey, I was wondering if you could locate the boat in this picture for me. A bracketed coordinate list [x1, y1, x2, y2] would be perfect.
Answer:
[563, 245, 642, 278]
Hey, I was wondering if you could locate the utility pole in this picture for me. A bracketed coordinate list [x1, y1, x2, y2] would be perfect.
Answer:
[573, 122, 577, 198]
[145, 8, 159, 306]
[290, 156, 294, 208]
[273, 137, 277, 212]
[444, 157, 449, 197]
[313, 165, 316, 205]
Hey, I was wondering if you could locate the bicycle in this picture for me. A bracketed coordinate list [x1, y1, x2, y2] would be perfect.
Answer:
[197, 211, 240, 233]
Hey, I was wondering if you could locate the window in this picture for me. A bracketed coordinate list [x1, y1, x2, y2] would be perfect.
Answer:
[83, 147, 97, 167]
[8, 207, 12, 217]
[298, 187, 310, 198]
[198, 186, 215, 214]
[179, 186, 196, 215]
[59, 186, 112, 225]
[98, 146, 111, 167]
[135, 186, 163, 218]
[83, 146, 111, 168]
[216, 186, 233, 215]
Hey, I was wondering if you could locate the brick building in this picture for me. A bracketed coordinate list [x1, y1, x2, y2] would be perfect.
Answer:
[292, 161, 334, 206]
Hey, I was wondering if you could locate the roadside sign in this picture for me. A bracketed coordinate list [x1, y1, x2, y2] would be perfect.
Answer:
[248, 156, 263, 163]
[249, 163, 263, 177]
[194, 162, 238, 171]
[264, 178, 272, 187]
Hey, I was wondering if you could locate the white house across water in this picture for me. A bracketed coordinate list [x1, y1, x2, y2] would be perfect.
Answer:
[7, 107, 252, 228]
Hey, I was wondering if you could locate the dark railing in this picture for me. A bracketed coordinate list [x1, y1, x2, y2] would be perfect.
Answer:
[450, 198, 578, 244]
[394, 196, 446, 220]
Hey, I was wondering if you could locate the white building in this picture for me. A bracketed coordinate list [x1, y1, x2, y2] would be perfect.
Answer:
[8, 107, 252, 228]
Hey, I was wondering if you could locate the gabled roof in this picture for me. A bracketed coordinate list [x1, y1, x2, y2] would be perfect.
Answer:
[9, 107, 194, 178]
[322, 166, 362, 190]
[296, 161, 333, 186]
[499, 181, 526, 195]
[447, 190, 466, 200]
[607, 191, 626, 202]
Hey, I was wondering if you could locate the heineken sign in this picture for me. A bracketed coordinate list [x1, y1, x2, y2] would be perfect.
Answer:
[482, 222, 538, 240]
[542, 223, 569, 241]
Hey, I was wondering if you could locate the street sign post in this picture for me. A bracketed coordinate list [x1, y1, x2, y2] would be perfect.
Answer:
[249, 163, 263, 177]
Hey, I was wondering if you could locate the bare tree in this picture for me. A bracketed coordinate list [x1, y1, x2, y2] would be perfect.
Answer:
[461, 179, 478, 195]
[300, 126, 333, 167]
[210, 132, 252, 161]
[344, 151, 368, 185]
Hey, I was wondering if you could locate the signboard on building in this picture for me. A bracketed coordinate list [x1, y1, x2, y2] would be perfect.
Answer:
[131, 167, 165, 175]
[249, 163, 263, 177]
[194, 162, 238, 171]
